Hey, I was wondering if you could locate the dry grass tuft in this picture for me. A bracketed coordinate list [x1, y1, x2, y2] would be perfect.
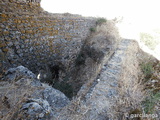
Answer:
[89, 20, 120, 50]
[0, 79, 42, 120]
[110, 42, 146, 119]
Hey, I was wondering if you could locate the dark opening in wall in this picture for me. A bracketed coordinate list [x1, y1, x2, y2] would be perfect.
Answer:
[50, 65, 60, 80]
[38, 64, 74, 99]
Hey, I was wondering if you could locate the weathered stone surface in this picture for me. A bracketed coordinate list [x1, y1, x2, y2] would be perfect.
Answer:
[1, 0, 155, 119]
[0, 66, 70, 119]
[61, 39, 144, 120]
[31, 86, 70, 109]
[4, 65, 37, 82]
[42, 87, 70, 108]
[82, 40, 127, 117]
[0, 0, 96, 74]
[21, 98, 53, 120]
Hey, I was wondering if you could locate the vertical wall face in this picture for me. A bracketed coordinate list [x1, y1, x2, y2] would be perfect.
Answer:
[0, 0, 96, 73]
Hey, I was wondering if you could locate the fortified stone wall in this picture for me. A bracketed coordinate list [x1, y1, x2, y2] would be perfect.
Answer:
[0, 0, 96, 74]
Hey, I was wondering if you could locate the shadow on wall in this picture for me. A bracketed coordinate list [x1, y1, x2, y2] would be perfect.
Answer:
[37, 63, 74, 98]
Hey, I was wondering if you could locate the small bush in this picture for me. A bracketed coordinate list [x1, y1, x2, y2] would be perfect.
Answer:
[90, 27, 96, 32]
[141, 62, 153, 80]
[75, 52, 86, 66]
[142, 91, 160, 114]
[96, 18, 107, 25]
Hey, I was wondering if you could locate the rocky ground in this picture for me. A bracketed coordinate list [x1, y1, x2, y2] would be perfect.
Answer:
[0, 39, 159, 120]
[0, 66, 70, 120]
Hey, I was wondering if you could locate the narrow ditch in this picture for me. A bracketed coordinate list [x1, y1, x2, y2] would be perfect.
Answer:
[37, 40, 118, 99]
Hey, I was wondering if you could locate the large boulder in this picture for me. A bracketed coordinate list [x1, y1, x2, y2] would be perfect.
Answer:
[0, 66, 70, 120]
[21, 98, 53, 120]
[4, 65, 37, 82]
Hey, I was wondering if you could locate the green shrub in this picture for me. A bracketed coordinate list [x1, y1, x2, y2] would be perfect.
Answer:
[90, 27, 96, 32]
[96, 18, 107, 25]
[75, 52, 86, 66]
[142, 92, 160, 114]
[89, 18, 107, 32]
[141, 62, 153, 80]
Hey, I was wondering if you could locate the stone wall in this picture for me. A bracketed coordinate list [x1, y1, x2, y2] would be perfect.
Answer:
[0, 0, 96, 74]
